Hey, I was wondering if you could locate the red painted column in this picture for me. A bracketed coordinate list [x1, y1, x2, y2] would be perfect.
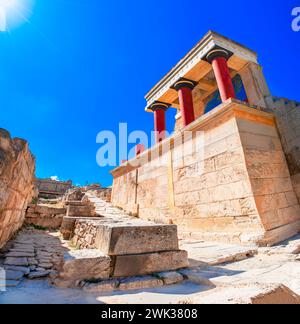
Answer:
[173, 78, 197, 127]
[149, 102, 169, 143]
[206, 49, 236, 102]
[154, 109, 166, 143]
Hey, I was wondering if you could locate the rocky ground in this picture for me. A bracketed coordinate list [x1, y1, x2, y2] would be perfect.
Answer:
[0, 225, 300, 304]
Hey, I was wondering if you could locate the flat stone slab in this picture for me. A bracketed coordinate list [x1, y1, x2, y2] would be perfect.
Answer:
[28, 271, 50, 279]
[5, 252, 35, 258]
[113, 250, 189, 277]
[4, 266, 30, 275]
[57, 250, 112, 286]
[180, 240, 257, 266]
[119, 276, 164, 291]
[4, 257, 29, 267]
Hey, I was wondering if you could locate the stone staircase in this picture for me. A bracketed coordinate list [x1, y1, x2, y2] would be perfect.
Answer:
[55, 192, 189, 287]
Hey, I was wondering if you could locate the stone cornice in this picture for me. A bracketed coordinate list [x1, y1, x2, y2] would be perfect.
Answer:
[145, 31, 258, 111]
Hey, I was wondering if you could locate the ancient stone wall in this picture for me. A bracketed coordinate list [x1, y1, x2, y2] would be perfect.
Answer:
[25, 204, 66, 229]
[111, 100, 300, 246]
[0, 129, 35, 248]
[266, 97, 300, 205]
[35, 178, 72, 198]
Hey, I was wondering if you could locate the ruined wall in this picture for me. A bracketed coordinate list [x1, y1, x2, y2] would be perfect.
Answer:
[266, 97, 300, 205]
[25, 204, 66, 229]
[0, 129, 35, 248]
[35, 178, 72, 198]
[112, 101, 300, 246]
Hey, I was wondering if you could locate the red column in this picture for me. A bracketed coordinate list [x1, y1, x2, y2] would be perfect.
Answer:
[173, 79, 197, 127]
[206, 50, 236, 102]
[154, 109, 166, 143]
[150, 102, 169, 143]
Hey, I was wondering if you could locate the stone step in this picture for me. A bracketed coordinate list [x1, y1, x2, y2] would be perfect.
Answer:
[113, 250, 189, 277]
[73, 218, 180, 255]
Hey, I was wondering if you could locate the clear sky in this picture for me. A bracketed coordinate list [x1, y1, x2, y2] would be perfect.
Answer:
[0, 0, 299, 187]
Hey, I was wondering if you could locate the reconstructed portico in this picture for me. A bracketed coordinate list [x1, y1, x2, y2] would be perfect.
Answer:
[111, 31, 300, 246]
[145, 31, 270, 137]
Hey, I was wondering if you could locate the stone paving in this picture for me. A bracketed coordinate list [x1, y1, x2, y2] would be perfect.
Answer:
[1, 228, 69, 288]
[0, 194, 300, 303]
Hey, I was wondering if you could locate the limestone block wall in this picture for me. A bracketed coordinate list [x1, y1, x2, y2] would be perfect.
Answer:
[35, 178, 72, 198]
[25, 204, 66, 229]
[266, 97, 300, 205]
[111, 100, 300, 246]
[0, 129, 35, 248]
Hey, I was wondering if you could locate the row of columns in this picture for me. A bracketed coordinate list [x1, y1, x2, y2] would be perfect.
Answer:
[149, 48, 236, 143]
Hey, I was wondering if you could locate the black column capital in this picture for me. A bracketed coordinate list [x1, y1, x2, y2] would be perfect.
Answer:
[205, 46, 233, 64]
[172, 78, 197, 91]
[148, 101, 170, 112]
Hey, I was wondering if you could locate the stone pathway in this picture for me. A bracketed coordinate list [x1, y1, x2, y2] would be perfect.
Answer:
[180, 240, 258, 267]
[1, 193, 300, 303]
[1, 228, 69, 288]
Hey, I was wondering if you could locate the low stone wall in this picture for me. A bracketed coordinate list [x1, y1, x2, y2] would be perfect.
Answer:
[111, 100, 300, 246]
[0, 129, 35, 248]
[25, 204, 66, 229]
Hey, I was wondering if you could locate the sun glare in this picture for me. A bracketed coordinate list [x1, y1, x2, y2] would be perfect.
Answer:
[0, 0, 34, 31]
[0, 0, 16, 9]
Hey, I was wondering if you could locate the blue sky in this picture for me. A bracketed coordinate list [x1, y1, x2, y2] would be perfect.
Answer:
[0, 0, 299, 187]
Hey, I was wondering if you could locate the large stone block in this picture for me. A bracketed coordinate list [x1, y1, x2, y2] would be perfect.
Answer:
[112, 250, 188, 277]
[94, 224, 179, 255]
[56, 250, 112, 286]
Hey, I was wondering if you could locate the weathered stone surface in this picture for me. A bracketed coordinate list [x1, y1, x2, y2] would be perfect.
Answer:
[56, 250, 111, 287]
[95, 224, 179, 256]
[4, 266, 30, 275]
[0, 129, 35, 249]
[5, 252, 35, 258]
[27, 258, 38, 266]
[110, 102, 300, 246]
[28, 271, 50, 279]
[184, 283, 300, 305]
[25, 204, 65, 229]
[4, 257, 28, 267]
[2, 270, 24, 281]
[157, 271, 184, 285]
[83, 279, 119, 293]
[118, 276, 163, 291]
[113, 250, 189, 277]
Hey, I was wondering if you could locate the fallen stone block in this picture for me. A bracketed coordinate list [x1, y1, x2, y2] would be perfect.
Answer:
[55, 250, 112, 287]
[113, 250, 189, 277]
[95, 223, 179, 255]
[118, 276, 163, 291]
